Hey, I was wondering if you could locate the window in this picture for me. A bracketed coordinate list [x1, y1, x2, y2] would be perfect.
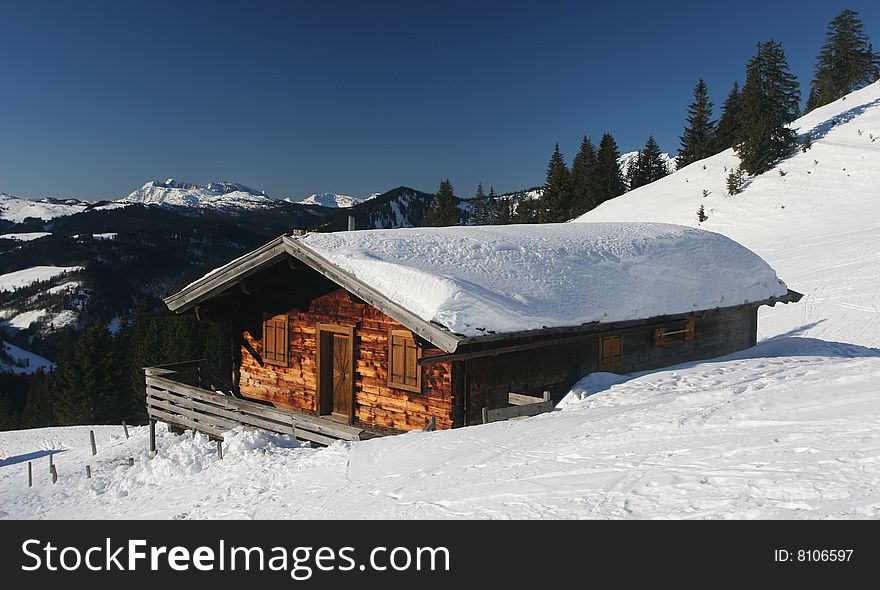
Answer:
[654, 317, 696, 347]
[263, 314, 289, 367]
[599, 335, 623, 370]
[389, 329, 421, 392]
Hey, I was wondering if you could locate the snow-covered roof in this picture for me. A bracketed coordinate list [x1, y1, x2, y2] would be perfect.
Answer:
[295, 222, 789, 338]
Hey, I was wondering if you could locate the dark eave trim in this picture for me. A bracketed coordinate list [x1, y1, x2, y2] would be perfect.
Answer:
[419, 289, 804, 365]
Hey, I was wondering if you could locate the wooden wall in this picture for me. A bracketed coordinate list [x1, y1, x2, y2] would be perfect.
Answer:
[238, 289, 454, 432]
[463, 307, 759, 424]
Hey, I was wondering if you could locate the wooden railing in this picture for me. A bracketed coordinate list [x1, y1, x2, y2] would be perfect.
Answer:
[481, 391, 554, 424]
[145, 361, 363, 447]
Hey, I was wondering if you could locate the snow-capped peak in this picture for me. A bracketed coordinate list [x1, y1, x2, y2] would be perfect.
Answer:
[288, 193, 365, 208]
[120, 179, 275, 212]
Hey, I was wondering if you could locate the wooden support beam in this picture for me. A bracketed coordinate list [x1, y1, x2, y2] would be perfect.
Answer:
[149, 419, 157, 453]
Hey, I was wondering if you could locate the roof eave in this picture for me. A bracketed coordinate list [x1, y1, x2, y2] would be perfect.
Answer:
[282, 236, 463, 353]
[163, 236, 288, 313]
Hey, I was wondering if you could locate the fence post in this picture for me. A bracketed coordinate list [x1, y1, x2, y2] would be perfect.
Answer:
[49, 451, 53, 473]
[482, 407, 489, 424]
[216, 440, 223, 460]
[85, 465, 92, 479]
[89, 430, 97, 456]
[27, 462, 32, 488]
[50, 464, 58, 484]
[149, 419, 156, 453]
[122, 421, 129, 439]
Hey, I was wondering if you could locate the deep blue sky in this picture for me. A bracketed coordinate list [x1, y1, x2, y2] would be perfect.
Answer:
[1, 1, 879, 201]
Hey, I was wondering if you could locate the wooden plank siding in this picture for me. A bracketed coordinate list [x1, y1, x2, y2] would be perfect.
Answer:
[238, 289, 455, 433]
[464, 306, 759, 425]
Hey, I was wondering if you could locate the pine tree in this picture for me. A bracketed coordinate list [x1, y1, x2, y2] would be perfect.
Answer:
[54, 323, 132, 425]
[677, 79, 716, 168]
[713, 82, 741, 152]
[569, 136, 599, 217]
[512, 192, 539, 223]
[539, 143, 571, 223]
[807, 9, 880, 111]
[624, 151, 641, 191]
[20, 369, 56, 428]
[630, 136, 670, 190]
[594, 133, 626, 205]
[735, 41, 800, 175]
[726, 166, 745, 195]
[486, 187, 498, 224]
[469, 183, 487, 225]
[424, 179, 461, 226]
[697, 204, 708, 223]
[495, 194, 512, 224]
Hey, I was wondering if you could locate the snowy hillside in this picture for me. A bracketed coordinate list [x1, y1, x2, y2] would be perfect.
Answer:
[289, 192, 371, 208]
[0, 193, 89, 223]
[0, 266, 82, 293]
[1, 341, 54, 374]
[574, 81, 880, 348]
[120, 179, 278, 212]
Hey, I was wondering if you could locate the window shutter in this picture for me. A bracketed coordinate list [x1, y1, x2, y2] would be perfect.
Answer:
[263, 314, 289, 367]
[599, 335, 623, 370]
[389, 330, 421, 393]
[654, 317, 696, 347]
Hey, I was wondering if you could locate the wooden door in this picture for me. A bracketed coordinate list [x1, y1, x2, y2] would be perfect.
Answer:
[331, 333, 352, 418]
[317, 323, 355, 423]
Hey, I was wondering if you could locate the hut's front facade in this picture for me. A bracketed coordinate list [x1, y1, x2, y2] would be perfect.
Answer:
[148, 222, 800, 446]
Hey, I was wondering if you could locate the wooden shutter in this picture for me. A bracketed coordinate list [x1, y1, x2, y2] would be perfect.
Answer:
[389, 329, 421, 393]
[599, 335, 623, 370]
[654, 317, 696, 347]
[263, 314, 289, 367]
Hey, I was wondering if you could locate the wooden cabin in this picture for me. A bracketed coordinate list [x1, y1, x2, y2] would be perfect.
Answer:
[147, 222, 800, 447]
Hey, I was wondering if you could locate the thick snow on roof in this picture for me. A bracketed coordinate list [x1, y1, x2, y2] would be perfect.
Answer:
[298, 222, 788, 337]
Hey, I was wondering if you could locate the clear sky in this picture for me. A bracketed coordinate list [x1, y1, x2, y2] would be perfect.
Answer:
[1, 0, 878, 201]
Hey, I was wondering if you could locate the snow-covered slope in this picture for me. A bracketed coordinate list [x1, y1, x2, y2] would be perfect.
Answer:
[289, 192, 367, 208]
[120, 179, 277, 212]
[0, 232, 52, 241]
[0, 195, 87, 223]
[1, 341, 54, 374]
[0, 266, 82, 293]
[575, 81, 880, 348]
[2, 337, 878, 519]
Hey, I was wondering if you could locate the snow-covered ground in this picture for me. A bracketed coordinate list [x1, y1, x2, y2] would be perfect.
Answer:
[1, 341, 54, 374]
[0, 266, 82, 293]
[1, 337, 877, 519]
[2, 83, 880, 521]
[0, 232, 52, 242]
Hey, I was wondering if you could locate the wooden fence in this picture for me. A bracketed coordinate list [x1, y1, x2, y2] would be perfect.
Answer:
[482, 391, 554, 424]
[145, 361, 363, 448]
